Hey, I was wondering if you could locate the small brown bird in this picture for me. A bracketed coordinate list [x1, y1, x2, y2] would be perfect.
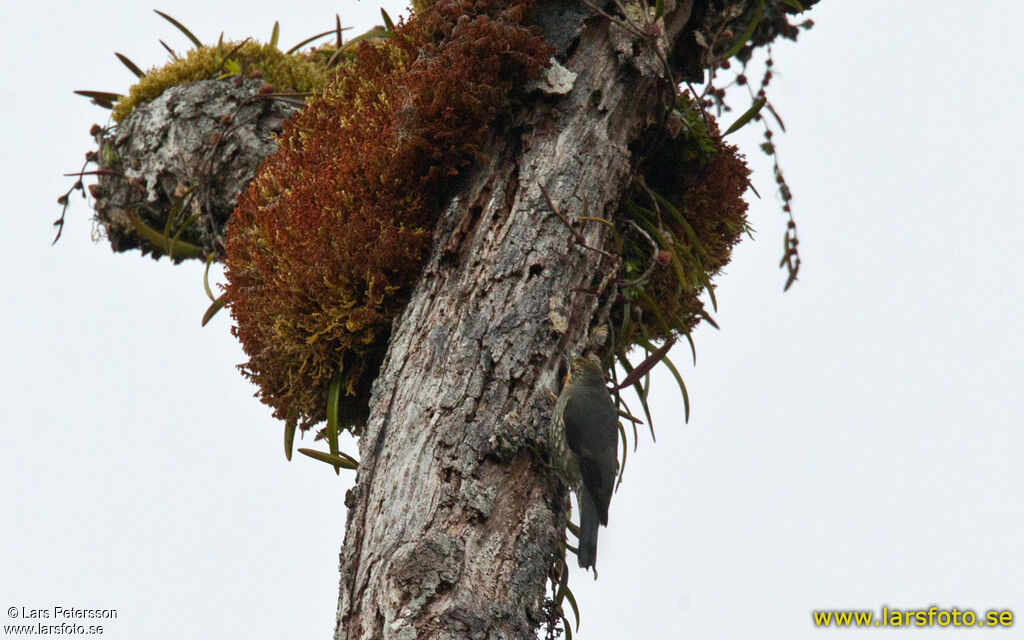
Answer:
[550, 354, 619, 570]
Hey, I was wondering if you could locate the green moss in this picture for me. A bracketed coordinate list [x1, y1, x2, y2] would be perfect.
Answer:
[112, 40, 332, 122]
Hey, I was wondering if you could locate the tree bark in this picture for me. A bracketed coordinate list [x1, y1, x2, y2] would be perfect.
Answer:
[91, 79, 297, 261]
[335, 2, 695, 638]
[76, 1, 815, 636]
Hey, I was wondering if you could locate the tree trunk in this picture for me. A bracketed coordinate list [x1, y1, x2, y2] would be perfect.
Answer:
[334, 2, 695, 637]
[77, 1, 814, 636]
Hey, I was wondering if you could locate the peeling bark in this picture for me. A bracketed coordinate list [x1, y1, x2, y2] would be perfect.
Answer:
[92, 78, 296, 260]
[335, 3, 695, 638]
[74, 1, 819, 636]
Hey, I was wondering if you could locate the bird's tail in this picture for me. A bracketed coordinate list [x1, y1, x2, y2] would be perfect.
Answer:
[577, 488, 600, 570]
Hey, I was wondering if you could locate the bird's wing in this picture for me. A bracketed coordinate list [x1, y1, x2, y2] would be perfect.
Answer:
[563, 386, 619, 524]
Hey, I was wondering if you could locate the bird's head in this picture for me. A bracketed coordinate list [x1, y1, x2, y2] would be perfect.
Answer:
[565, 354, 606, 387]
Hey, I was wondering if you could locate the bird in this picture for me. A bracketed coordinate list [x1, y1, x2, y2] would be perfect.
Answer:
[549, 354, 619, 571]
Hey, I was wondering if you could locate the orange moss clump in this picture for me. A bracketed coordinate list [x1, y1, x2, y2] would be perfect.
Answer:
[224, 0, 549, 432]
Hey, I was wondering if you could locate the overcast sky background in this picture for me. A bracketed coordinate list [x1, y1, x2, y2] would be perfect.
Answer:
[2, 1, 1021, 638]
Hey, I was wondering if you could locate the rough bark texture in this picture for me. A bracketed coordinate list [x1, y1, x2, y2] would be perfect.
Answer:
[73, 1, 817, 637]
[334, 2, 695, 638]
[91, 78, 296, 260]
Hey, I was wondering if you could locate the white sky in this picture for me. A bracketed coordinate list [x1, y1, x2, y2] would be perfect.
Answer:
[2, 1, 1021, 638]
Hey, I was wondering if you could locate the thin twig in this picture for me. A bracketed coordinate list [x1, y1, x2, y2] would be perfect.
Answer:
[580, 0, 646, 38]
[539, 184, 616, 261]
[618, 219, 659, 287]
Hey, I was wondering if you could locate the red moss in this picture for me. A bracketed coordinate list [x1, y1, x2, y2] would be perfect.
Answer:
[670, 137, 750, 275]
[224, 0, 549, 431]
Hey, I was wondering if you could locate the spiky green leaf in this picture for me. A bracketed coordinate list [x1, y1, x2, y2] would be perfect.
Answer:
[616, 408, 642, 424]
[168, 213, 198, 252]
[201, 295, 226, 327]
[125, 210, 203, 259]
[327, 373, 342, 475]
[566, 521, 580, 538]
[563, 585, 580, 631]
[724, 96, 767, 135]
[615, 337, 676, 390]
[722, 0, 764, 59]
[684, 331, 697, 366]
[285, 26, 350, 54]
[269, 21, 280, 50]
[158, 39, 178, 60]
[114, 52, 145, 78]
[380, 8, 395, 32]
[638, 337, 690, 423]
[616, 420, 628, 489]
[203, 254, 217, 302]
[284, 414, 297, 461]
[616, 352, 655, 443]
[297, 448, 358, 470]
[74, 90, 122, 109]
[338, 27, 389, 54]
[154, 10, 204, 49]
